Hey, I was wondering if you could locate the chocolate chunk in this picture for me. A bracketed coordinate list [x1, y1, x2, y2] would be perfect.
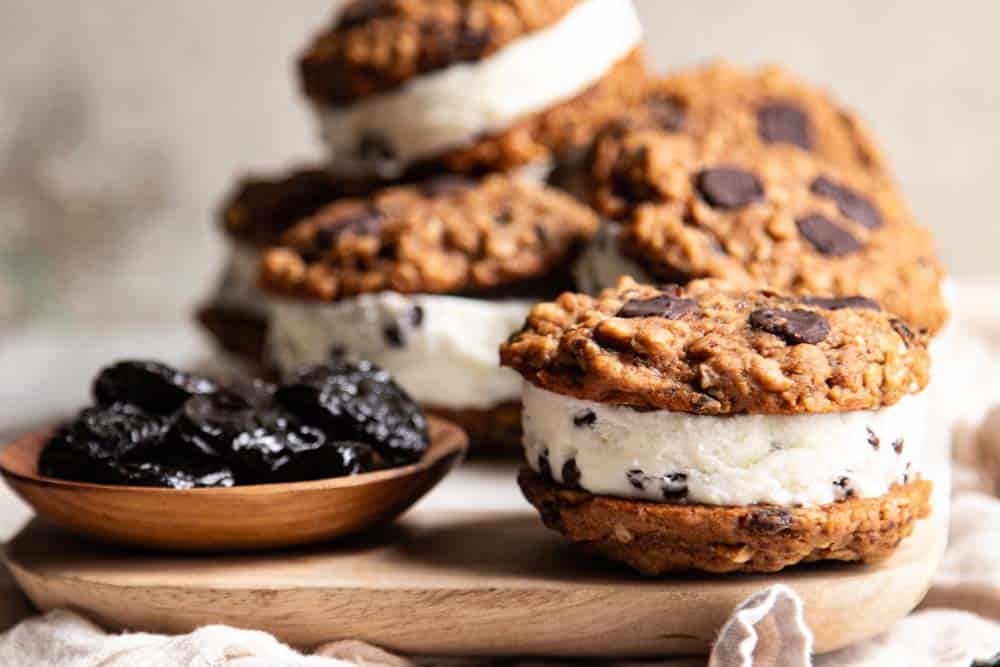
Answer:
[383, 323, 405, 348]
[561, 459, 582, 489]
[695, 168, 764, 210]
[617, 295, 698, 320]
[573, 410, 597, 428]
[315, 212, 383, 247]
[903, 462, 912, 484]
[802, 295, 881, 311]
[796, 214, 863, 256]
[646, 93, 686, 132]
[743, 508, 793, 535]
[538, 449, 552, 480]
[833, 476, 855, 500]
[626, 469, 646, 491]
[661, 472, 688, 500]
[867, 427, 880, 450]
[890, 318, 915, 346]
[749, 308, 830, 345]
[357, 132, 397, 163]
[893, 438, 904, 455]
[810, 176, 883, 229]
[410, 305, 424, 328]
[758, 102, 812, 149]
[422, 175, 475, 198]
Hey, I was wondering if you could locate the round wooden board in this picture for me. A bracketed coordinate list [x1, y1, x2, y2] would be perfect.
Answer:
[4, 505, 945, 658]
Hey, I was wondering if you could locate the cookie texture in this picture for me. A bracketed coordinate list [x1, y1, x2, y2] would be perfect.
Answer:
[221, 167, 377, 247]
[300, 0, 582, 106]
[519, 468, 932, 574]
[426, 401, 522, 457]
[501, 277, 930, 415]
[587, 61, 889, 218]
[261, 173, 598, 301]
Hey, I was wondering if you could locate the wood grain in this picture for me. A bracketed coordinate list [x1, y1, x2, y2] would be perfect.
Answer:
[0, 417, 466, 552]
[2, 504, 946, 657]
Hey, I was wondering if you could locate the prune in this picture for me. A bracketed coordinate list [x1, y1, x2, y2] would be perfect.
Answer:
[275, 360, 429, 464]
[162, 392, 256, 459]
[100, 461, 235, 489]
[39, 403, 170, 481]
[230, 410, 376, 483]
[93, 360, 218, 415]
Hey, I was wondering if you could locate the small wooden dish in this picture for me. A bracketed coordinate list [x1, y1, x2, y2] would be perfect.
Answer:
[0, 416, 467, 552]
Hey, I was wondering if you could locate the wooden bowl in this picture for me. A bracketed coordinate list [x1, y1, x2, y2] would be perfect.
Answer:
[0, 416, 467, 552]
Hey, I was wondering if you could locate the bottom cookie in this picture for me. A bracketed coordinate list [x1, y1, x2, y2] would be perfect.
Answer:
[519, 469, 932, 575]
[427, 402, 522, 458]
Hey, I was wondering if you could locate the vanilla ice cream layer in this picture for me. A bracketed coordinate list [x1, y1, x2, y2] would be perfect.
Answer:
[269, 293, 533, 409]
[522, 382, 927, 507]
[572, 222, 650, 294]
[211, 241, 267, 317]
[317, 0, 642, 176]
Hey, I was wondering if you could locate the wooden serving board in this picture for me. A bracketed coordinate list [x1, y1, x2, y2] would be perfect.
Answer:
[3, 502, 946, 657]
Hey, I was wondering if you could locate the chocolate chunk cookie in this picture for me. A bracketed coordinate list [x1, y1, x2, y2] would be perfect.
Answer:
[587, 62, 889, 218]
[260, 173, 599, 301]
[586, 139, 948, 335]
[501, 277, 930, 415]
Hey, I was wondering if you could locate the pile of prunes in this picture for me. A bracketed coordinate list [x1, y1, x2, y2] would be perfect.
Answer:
[39, 359, 430, 488]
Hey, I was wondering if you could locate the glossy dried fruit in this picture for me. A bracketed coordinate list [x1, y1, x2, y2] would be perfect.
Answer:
[93, 360, 218, 415]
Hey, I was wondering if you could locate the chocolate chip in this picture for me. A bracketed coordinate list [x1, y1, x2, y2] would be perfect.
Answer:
[646, 93, 686, 132]
[383, 323, 405, 348]
[357, 132, 397, 163]
[562, 459, 582, 489]
[410, 305, 424, 328]
[867, 427, 880, 450]
[903, 462, 912, 484]
[315, 212, 383, 247]
[661, 472, 688, 500]
[749, 308, 830, 345]
[758, 102, 812, 149]
[422, 175, 474, 198]
[802, 295, 881, 311]
[893, 438, 904, 455]
[743, 508, 793, 535]
[833, 476, 855, 500]
[695, 168, 764, 209]
[796, 214, 863, 256]
[810, 176, 883, 229]
[538, 450, 552, 480]
[626, 469, 646, 491]
[573, 410, 597, 428]
[617, 295, 698, 320]
[890, 318, 915, 346]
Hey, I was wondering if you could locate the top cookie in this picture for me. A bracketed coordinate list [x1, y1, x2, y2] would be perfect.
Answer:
[587, 62, 889, 219]
[500, 277, 930, 415]
[597, 141, 948, 335]
[300, 0, 581, 106]
[260, 173, 599, 301]
[221, 167, 378, 247]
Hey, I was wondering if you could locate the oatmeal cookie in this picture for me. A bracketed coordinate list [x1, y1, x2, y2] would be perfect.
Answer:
[519, 468, 932, 574]
[501, 277, 930, 415]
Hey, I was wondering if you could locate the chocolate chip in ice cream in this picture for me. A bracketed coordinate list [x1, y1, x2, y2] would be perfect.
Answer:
[867, 427, 880, 450]
[383, 323, 405, 348]
[562, 459, 582, 489]
[626, 468, 646, 491]
[538, 449, 552, 480]
[573, 409, 597, 428]
[893, 438, 904, 454]
[749, 308, 830, 345]
[660, 472, 688, 500]
[833, 475, 855, 500]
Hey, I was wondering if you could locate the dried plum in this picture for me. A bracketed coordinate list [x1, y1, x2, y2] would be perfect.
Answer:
[39, 403, 170, 482]
[93, 360, 218, 415]
[162, 392, 256, 459]
[230, 410, 376, 483]
[100, 461, 235, 489]
[275, 360, 429, 464]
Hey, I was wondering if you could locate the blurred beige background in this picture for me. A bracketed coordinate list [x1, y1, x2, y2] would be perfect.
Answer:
[0, 0, 996, 326]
